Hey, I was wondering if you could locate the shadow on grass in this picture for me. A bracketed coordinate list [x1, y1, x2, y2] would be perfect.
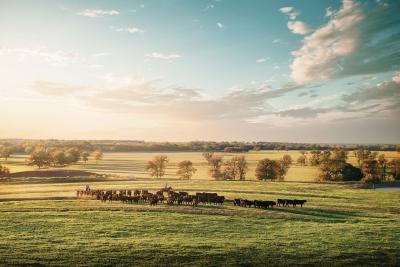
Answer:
[272, 207, 360, 220]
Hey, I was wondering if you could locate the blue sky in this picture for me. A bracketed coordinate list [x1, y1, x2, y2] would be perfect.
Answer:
[0, 0, 399, 143]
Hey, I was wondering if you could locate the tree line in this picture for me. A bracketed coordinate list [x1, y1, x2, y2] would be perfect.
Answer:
[1, 139, 399, 154]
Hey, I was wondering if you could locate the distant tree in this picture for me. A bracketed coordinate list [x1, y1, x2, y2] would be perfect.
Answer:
[0, 147, 12, 161]
[318, 160, 346, 181]
[203, 152, 224, 180]
[396, 145, 400, 153]
[377, 154, 388, 181]
[28, 148, 52, 169]
[389, 159, 400, 180]
[81, 151, 90, 165]
[145, 155, 169, 178]
[361, 159, 381, 183]
[176, 160, 197, 180]
[52, 150, 68, 166]
[309, 151, 322, 166]
[65, 148, 81, 164]
[93, 150, 103, 164]
[331, 149, 348, 162]
[354, 150, 371, 167]
[223, 156, 248, 180]
[0, 164, 10, 177]
[282, 154, 293, 167]
[255, 158, 281, 181]
[297, 155, 307, 166]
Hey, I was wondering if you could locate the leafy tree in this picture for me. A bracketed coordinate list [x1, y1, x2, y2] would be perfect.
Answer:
[223, 156, 248, 180]
[203, 152, 223, 180]
[81, 151, 90, 165]
[255, 158, 281, 181]
[309, 151, 322, 166]
[361, 159, 381, 183]
[176, 160, 197, 180]
[0, 164, 10, 177]
[354, 150, 371, 167]
[297, 155, 307, 166]
[318, 160, 346, 181]
[28, 148, 52, 169]
[52, 150, 68, 166]
[145, 155, 169, 178]
[93, 150, 103, 164]
[331, 149, 348, 162]
[66, 148, 81, 164]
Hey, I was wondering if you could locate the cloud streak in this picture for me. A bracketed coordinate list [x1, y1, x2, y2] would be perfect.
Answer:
[78, 9, 119, 18]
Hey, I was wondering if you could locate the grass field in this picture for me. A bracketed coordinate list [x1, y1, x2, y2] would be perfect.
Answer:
[3, 150, 400, 181]
[0, 178, 399, 266]
[1, 151, 399, 266]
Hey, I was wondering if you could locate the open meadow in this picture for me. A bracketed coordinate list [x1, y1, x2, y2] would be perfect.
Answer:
[0, 178, 399, 266]
[3, 150, 400, 181]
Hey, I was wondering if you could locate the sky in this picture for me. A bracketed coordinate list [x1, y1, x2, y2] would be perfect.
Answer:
[0, 0, 399, 143]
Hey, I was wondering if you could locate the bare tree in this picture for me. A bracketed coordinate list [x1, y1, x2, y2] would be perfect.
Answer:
[176, 160, 197, 180]
[203, 152, 224, 180]
[145, 155, 169, 178]
[223, 156, 248, 180]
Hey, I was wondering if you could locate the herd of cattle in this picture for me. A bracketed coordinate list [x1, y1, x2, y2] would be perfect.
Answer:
[77, 188, 224, 206]
[233, 198, 307, 209]
[76, 188, 306, 209]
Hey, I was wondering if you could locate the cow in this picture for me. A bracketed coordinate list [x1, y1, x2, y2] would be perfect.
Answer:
[233, 199, 241, 206]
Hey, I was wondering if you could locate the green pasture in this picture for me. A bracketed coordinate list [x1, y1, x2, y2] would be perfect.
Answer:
[3, 150, 399, 181]
[0, 179, 399, 266]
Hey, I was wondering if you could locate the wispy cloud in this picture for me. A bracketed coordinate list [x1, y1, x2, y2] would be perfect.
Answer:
[114, 27, 145, 34]
[217, 22, 224, 29]
[0, 46, 80, 66]
[78, 9, 119, 18]
[256, 58, 268, 63]
[145, 52, 182, 60]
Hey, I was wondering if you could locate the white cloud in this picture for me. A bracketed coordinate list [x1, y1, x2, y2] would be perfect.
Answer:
[279, 7, 293, 14]
[78, 9, 119, 18]
[115, 27, 145, 34]
[279, 6, 299, 20]
[217, 22, 224, 29]
[273, 65, 280, 70]
[256, 58, 267, 63]
[145, 52, 182, 60]
[290, 0, 365, 84]
[287, 21, 312, 35]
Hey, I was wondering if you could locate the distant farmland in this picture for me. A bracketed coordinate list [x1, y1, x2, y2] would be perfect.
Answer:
[3, 150, 400, 181]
